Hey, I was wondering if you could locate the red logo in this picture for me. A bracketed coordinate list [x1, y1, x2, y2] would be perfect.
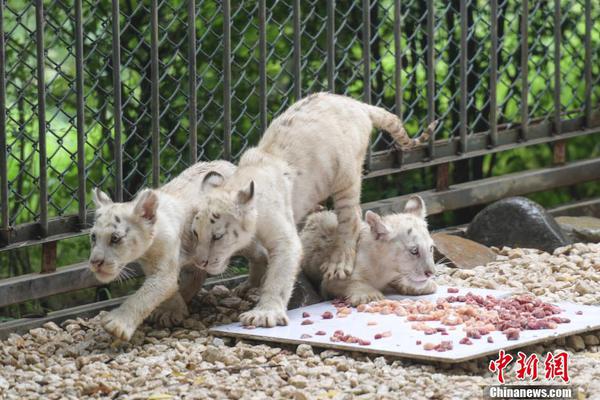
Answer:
[489, 350, 569, 384]
[516, 352, 539, 381]
[489, 350, 513, 384]
[544, 351, 570, 383]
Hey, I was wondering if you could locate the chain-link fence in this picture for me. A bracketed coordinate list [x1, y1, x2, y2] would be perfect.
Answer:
[0, 0, 599, 249]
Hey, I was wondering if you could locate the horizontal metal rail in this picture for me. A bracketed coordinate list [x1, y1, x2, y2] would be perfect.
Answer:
[364, 157, 600, 216]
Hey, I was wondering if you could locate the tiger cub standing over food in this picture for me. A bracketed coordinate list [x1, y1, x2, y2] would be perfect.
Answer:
[301, 196, 437, 306]
[89, 161, 248, 341]
[191, 93, 434, 327]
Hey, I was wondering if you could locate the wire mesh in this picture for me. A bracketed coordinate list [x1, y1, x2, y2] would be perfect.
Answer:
[0, 0, 599, 245]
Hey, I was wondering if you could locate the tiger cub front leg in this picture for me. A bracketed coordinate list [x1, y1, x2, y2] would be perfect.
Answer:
[239, 220, 302, 327]
[320, 182, 361, 280]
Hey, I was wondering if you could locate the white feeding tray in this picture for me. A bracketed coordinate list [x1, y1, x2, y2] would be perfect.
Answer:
[210, 286, 600, 363]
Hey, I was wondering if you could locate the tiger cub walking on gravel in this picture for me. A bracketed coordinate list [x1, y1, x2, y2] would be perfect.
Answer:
[191, 93, 435, 327]
[88, 161, 239, 341]
[301, 196, 438, 306]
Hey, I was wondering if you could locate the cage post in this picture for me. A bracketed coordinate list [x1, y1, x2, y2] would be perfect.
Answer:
[489, 0, 498, 148]
[75, 0, 86, 226]
[459, 0, 467, 154]
[0, 0, 7, 229]
[393, 0, 402, 118]
[426, 0, 435, 159]
[111, 0, 123, 201]
[327, 0, 335, 92]
[553, 0, 561, 135]
[362, 0, 371, 172]
[259, 0, 267, 133]
[151, 0, 160, 187]
[520, 0, 529, 141]
[223, 0, 231, 160]
[584, 0, 592, 128]
[35, 0, 48, 235]
[188, 0, 197, 163]
[552, 0, 565, 166]
[293, 0, 301, 100]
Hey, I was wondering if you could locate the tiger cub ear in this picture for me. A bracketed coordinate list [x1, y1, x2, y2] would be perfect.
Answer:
[202, 171, 225, 191]
[92, 188, 113, 207]
[403, 195, 427, 220]
[236, 181, 254, 206]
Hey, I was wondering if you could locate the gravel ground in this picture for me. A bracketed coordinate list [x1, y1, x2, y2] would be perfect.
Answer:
[1, 242, 599, 399]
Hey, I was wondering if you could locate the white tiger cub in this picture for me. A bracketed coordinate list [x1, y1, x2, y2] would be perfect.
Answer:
[301, 196, 437, 306]
[89, 160, 237, 341]
[190, 93, 434, 327]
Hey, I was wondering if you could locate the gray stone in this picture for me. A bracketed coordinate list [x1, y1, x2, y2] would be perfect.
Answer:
[432, 233, 496, 269]
[288, 271, 322, 309]
[556, 216, 600, 243]
[466, 197, 570, 253]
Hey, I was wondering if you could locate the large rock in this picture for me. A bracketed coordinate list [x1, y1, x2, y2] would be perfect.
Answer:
[556, 216, 600, 243]
[466, 197, 570, 253]
[432, 233, 496, 269]
[288, 271, 322, 309]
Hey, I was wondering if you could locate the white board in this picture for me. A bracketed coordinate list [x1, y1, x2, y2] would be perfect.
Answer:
[210, 287, 600, 363]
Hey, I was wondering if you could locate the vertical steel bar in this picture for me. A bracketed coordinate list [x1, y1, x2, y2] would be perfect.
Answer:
[0, 0, 8, 229]
[520, 0, 529, 140]
[584, 0, 592, 127]
[293, 0, 301, 100]
[75, 0, 86, 226]
[459, 0, 467, 154]
[35, 0, 48, 234]
[426, 0, 435, 158]
[362, 0, 371, 170]
[327, 0, 335, 92]
[188, 0, 197, 163]
[259, 0, 267, 133]
[489, 0, 498, 148]
[393, 0, 402, 117]
[151, 0, 160, 187]
[111, 0, 123, 201]
[223, 0, 231, 160]
[553, 0, 561, 135]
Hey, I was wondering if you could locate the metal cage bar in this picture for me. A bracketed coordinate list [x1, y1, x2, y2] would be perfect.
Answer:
[75, 0, 86, 226]
[520, 0, 529, 141]
[553, 0, 561, 135]
[151, 0, 160, 187]
[489, 0, 498, 148]
[584, 0, 592, 128]
[293, 0, 301, 100]
[187, 0, 197, 163]
[426, 0, 435, 158]
[259, 0, 267, 133]
[327, 0, 335, 92]
[362, 0, 372, 170]
[0, 0, 7, 229]
[459, 0, 467, 154]
[393, 0, 402, 118]
[111, 0, 123, 202]
[223, 0, 231, 161]
[35, 0, 48, 234]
